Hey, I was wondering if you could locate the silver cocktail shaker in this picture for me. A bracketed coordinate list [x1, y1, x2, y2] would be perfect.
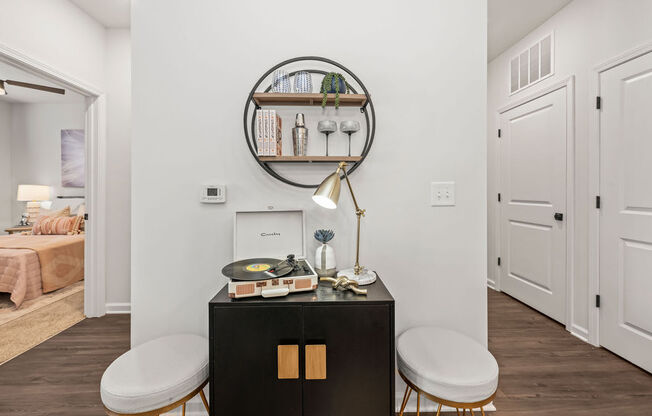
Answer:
[292, 113, 308, 156]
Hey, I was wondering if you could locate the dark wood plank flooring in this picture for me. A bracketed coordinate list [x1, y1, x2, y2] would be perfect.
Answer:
[0, 291, 650, 415]
[0, 315, 129, 416]
[488, 288, 652, 416]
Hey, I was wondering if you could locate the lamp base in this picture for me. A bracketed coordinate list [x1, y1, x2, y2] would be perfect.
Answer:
[25, 201, 41, 224]
[337, 267, 377, 286]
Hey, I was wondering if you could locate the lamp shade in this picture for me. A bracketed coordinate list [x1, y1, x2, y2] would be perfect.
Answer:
[312, 171, 341, 209]
[17, 184, 50, 202]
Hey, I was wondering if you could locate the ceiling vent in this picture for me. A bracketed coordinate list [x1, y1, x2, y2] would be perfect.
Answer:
[510, 33, 554, 95]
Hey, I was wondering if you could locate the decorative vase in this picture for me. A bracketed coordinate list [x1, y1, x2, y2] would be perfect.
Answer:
[323, 76, 347, 93]
[315, 243, 337, 277]
[271, 69, 291, 93]
[294, 71, 313, 93]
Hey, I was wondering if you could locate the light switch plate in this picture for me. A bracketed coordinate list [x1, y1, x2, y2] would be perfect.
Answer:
[431, 182, 455, 206]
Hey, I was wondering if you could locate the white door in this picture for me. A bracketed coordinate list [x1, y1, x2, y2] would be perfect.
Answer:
[499, 87, 567, 323]
[599, 51, 652, 373]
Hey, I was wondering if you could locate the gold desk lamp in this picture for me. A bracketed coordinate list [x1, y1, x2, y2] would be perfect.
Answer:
[313, 162, 377, 295]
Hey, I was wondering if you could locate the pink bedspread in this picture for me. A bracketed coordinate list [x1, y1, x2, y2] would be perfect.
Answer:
[0, 248, 43, 307]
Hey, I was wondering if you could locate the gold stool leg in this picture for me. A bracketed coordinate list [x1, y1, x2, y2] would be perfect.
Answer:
[399, 386, 411, 416]
[416, 391, 421, 416]
[481, 407, 486, 416]
[435, 403, 442, 416]
[199, 389, 210, 414]
[182, 402, 186, 416]
[456, 408, 461, 416]
[470, 409, 475, 416]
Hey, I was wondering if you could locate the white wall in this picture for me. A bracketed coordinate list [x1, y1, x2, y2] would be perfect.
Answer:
[10, 102, 86, 220]
[105, 29, 132, 308]
[487, 0, 652, 339]
[133, 0, 487, 406]
[0, 102, 12, 231]
[0, 0, 106, 89]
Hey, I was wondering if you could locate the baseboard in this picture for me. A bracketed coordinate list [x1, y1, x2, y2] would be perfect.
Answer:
[105, 302, 131, 314]
[570, 323, 589, 342]
[487, 278, 497, 291]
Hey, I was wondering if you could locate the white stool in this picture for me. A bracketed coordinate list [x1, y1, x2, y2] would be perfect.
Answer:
[101, 334, 210, 416]
[397, 327, 499, 416]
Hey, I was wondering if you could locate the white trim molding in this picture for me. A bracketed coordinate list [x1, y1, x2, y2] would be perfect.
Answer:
[495, 76, 576, 335]
[0, 43, 107, 317]
[588, 40, 652, 347]
[106, 302, 131, 314]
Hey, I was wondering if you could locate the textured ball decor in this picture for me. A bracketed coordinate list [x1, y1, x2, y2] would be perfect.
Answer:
[294, 71, 313, 93]
[271, 69, 291, 93]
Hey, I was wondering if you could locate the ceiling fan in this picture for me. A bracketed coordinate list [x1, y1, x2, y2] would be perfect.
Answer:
[0, 79, 65, 96]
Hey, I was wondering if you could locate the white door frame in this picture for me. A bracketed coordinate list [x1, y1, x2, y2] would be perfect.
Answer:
[494, 76, 576, 332]
[0, 43, 107, 317]
[588, 40, 652, 347]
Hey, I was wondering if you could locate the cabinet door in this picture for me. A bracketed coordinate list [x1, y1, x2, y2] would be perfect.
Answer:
[211, 305, 302, 416]
[303, 305, 392, 416]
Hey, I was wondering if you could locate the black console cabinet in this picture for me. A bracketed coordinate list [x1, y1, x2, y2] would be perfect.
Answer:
[209, 277, 395, 416]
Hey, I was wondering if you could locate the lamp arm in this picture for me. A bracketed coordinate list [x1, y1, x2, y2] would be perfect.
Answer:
[340, 162, 363, 214]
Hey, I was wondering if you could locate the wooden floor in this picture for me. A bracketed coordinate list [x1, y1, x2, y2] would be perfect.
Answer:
[0, 315, 130, 416]
[487, 288, 652, 416]
[0, 291, 650, 415]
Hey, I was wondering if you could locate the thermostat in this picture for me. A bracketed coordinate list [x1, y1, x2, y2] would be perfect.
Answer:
[201, 185, 226, 203]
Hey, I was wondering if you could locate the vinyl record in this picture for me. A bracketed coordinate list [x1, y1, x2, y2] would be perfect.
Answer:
[221, 258, 281, 281]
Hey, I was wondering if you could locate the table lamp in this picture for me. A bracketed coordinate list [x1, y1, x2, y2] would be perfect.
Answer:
[17, 184, 50, 224]
[312, 162, 376, 286]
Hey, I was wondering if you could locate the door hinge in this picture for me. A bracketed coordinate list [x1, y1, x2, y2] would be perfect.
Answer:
[497, 257, 501, 266]
[498, 193, 501, 202]
[596, 195, 601, 209]
[596, 96, 601, 110]
[596, 294, 601, 308]
[498, 129, 501, 138]
[84, 213, 88, 221]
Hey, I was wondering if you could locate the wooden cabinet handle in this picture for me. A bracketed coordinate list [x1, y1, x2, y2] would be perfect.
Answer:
[305, 344, 327, 380]
[277, 345, 299, 379]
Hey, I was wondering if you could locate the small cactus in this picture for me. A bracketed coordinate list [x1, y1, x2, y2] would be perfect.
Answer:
[314, 229, 335, 244]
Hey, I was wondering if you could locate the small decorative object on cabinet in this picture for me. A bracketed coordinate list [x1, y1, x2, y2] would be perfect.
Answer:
[314, 229, 336, 277]
[340, 120, 360, 157]
[292, 113, 308, 156]
[317, 120, 337, 156]
[320, 72, 349, 108]
[271, 69, 291, 93]
[244, 56, 376, 187]
[293, 71, 313, 93]
[313, 161, 377, 286]
[209, 276, 395, 416]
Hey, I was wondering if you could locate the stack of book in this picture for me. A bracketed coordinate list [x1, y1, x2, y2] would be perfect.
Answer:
[256, 109, 282, 156]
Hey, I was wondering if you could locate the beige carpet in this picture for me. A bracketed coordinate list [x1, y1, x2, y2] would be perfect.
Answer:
[0, 281, 84, 364]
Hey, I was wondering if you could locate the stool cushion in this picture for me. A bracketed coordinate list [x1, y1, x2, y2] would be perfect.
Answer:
[397, 327, 499, 403]
[101, 334, 209, 413]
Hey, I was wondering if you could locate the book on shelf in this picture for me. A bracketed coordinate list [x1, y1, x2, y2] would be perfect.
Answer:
[256, 109, 263, 156]
[269, 110, 282, 156]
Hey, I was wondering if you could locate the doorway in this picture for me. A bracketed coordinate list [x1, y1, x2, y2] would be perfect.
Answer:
[495, 78, 574, 325]
[0, 44, 107, 318]
[595, 48, 652, 373]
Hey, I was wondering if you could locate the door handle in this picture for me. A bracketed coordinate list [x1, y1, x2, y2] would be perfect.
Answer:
[305, 344, 327, 380]
[554, 213, 564, 221]
[277, 345, 299, 379]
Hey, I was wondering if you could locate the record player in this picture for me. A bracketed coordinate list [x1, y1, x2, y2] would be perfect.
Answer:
[223, 210, 318, 299]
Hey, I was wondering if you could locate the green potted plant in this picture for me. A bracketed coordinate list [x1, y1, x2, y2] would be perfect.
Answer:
[320, 72, 350, 109]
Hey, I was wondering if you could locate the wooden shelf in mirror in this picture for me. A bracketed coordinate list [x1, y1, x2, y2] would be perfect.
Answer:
[253, 93, 367, 107]
[258, 156, 362, 163]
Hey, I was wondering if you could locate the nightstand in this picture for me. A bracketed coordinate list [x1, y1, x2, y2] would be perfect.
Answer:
[4, 225, 32, 235]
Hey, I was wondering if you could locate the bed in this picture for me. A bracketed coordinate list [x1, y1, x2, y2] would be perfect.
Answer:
[0, 234, 85, 308]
